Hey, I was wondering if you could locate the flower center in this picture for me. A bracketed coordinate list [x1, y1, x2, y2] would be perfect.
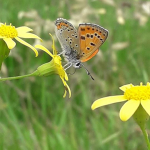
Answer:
[0, 24, 18, 38]
[124, 83, 150, 100]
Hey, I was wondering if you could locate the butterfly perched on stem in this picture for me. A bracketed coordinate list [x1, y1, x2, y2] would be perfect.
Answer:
[55, 18, 108, 80]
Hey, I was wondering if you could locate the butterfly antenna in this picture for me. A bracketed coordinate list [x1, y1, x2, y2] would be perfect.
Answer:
[80, 63, 94, 80]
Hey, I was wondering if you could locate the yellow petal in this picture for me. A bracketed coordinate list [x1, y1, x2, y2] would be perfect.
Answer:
[16, 26, 33, 33]
[65, 83, 71, 98]
[3, 38, 16, 49]
[49, 33, 57, 55]
[35, 45, 53, 58]
[64, 72, 68, 81]
[61, 77, 71, 98]
[17, 32, 41, 40]
[119, 84, 133, 92]
[63, 90, 67, 98]
[141, 100, 150, 116]
[119, 100, 140, 121]
[91, 95, 127, 110]
[15, 37, 38, 57]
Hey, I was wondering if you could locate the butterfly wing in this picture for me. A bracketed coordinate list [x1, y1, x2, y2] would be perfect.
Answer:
[81, 49, 99, 62]
[78, 23, 108, 62]
[55, 18, 80, 55]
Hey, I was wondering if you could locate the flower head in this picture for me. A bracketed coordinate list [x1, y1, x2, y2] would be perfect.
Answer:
[91, 82, 150, 121]
[0, 23, 42, 57]
[35, 34, 71, 98]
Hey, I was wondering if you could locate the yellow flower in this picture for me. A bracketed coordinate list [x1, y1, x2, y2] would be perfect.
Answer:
[0, 23, 41, 56]
[91, 82, 150, 121]
[35, 34, 71, 98]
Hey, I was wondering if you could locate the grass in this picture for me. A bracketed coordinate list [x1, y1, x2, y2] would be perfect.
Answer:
[0, 0, 150, 149]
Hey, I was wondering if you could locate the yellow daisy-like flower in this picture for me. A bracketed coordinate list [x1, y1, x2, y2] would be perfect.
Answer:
[35, 34, 71, 98]
[91, 82, 150, 121]
[0, 23, 41, 56]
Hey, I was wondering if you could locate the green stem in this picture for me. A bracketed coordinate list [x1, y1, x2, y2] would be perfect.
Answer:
[0, 70, 39, 82]
[140, 125, 150, 150]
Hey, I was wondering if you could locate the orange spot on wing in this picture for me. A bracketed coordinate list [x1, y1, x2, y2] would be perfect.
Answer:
[57, 22, 69, 30]
[57, 24, 61, 29]
[81, 49, 99, 62]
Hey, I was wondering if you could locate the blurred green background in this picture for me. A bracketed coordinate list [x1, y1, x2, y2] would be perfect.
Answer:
[0, 0, 150, 149]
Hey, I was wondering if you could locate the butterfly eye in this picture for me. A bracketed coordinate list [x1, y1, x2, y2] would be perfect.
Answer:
[73, 62, 81, 69]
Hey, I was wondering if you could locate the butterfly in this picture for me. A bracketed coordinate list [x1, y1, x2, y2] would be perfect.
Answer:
[55, 18, 108, 79]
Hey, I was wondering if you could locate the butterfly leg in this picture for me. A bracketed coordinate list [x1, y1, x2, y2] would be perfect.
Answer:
[58, 51, 65, 56]
[63, 62, 72, 70]
[63, 62, 71, 68]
